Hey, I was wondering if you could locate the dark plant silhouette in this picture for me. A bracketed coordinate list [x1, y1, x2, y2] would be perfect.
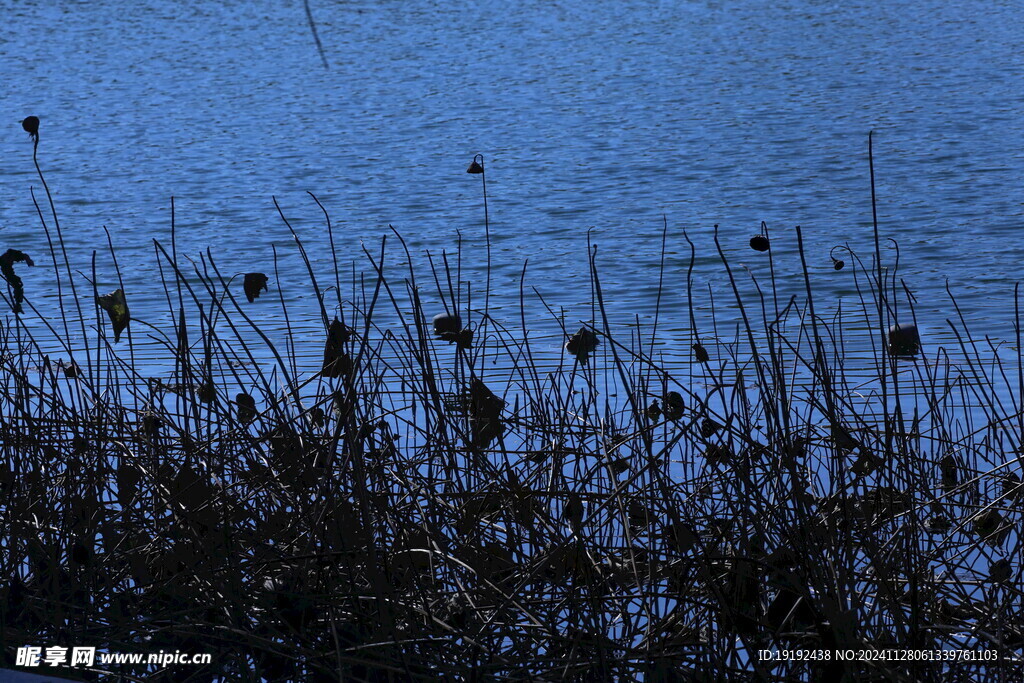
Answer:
[20, 115, 39, 142]
[242, 272, 269, 302]
[0, 249, 34, 313]
[0, 139, 1021, 681]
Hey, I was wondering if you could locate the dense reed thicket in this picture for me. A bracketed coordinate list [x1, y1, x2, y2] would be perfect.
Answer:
[1, 135, 1023, 681]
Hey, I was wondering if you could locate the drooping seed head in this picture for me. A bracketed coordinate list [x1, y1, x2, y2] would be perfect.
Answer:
[21, 116, 40, 141]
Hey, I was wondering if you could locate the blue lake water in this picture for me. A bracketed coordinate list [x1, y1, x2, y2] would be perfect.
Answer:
[1, 0, 1023, 373]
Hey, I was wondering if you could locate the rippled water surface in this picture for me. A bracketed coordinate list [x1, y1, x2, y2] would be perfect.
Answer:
[1, 0, 1023, 370]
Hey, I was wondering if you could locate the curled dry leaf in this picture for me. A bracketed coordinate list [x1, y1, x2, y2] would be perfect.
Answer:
[322, 318, 353, 379]
[469, 379, 505, 448]
[564, 493, 584, 530]
[940, 454, 959, 491]
[0, 248, 35, 314]
[96, 288, 130, 342]
[700, 417, 722, 438]
[243, 272, 269, 303]
[663, 391, 684, 421]
[989, 558, 1012, 584]
[566, 326, 599, 365]
[973, 510, 1010, 547]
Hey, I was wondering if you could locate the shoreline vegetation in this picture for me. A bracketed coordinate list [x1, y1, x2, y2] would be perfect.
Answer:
[1, 129, 1023, 680]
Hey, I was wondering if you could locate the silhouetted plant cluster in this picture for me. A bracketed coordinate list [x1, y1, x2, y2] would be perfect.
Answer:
[0, 128, 1022, 681]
